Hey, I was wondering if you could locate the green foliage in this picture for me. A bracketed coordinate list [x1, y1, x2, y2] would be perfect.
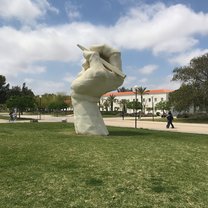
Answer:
[0, 123, 208, 207]
[21, 83, 34, 96]
[6, 95, 36, 114]
[172, 53, 208, 112]
[119, 99, 128, 112]
[48, 101, 68, 111]
[169, 85, 195, 112]
[9, 83, 34, 98]
[117, 86, 132, 92]
[5, 83, 35, 117]
[0, 104, 7, 111]
[137, 86, 149, 113]
[103, 99, 110, 111]
[126, 100, 142, 110]
[107, 94, 116, 111]
[38, 93, 70, 112]
[0, 75, 6, 87]
[0, 75, 10, 104]
[155, 101, 171, 114]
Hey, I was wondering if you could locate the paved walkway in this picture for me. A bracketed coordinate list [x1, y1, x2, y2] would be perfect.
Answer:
[1, 114, 208, 135]
[103, 117, 208, 135]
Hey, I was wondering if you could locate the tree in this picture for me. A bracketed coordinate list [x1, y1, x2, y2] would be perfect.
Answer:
[172, 53, 208, 112]
[6, 95, 36, 118]
[155, 101, 171, 115]
[6, 83, 35, 117]
[64, 96, 72, 109]
[117, 87, 132, 92]
[103, 100, 110, 111]
[119, 99, 128, 113]
[169, 84, 197, 113]
[137, 86, 149, 114]
[8, 86, 22, 97]
[48, 101, 68, 112]
[8, 83, 34, 98]
[39, 93, 70, 113]
[126, 101, 141, 111]
[36, 94, 56, 111]
[0, 75, 10, 104]
[22, 82, 34, 96]
[107, 94, 116, 111]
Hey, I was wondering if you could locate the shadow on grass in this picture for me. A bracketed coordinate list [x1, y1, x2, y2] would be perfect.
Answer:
[109, 128, 152, 137]
[85, 177, 104, 186]
[148, 175, 178, 193]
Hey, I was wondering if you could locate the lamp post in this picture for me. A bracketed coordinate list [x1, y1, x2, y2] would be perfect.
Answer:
[152, 96, 154, 121]
[133, 85, 138, 128]
[39, 95, 42, 120]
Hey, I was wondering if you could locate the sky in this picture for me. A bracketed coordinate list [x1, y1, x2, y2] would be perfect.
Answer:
[0, 0, 208, 95]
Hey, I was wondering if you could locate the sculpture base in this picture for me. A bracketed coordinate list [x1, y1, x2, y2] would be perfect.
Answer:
[72, 94, 109, 136]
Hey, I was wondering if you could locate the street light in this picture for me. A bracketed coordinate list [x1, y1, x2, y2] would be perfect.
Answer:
[39, 95, 42, 120]
[152, 96, 154, 121]
[133, 85, 138, 128]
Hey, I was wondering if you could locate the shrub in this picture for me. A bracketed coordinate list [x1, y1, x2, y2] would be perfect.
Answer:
[177, 113, 190, 118]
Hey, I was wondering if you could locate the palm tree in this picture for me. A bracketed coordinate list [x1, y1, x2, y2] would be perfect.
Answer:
[107, 94, 116, 111]
[117, 87, 132, 92]
[119, 99, 128, 113]
[137, 86, 149, 116]
[103, 100, 110, 112]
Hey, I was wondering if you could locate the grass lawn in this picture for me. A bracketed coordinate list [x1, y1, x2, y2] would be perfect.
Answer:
[0, 123, 208, 208]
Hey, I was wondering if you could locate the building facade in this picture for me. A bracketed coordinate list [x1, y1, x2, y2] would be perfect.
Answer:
[101, 89, 173, 114]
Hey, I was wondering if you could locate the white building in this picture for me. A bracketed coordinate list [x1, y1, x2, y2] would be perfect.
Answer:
[101, 89, 173, 114]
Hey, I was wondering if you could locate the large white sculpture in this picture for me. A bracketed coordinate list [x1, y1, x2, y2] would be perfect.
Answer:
[71, 44, 125, 135]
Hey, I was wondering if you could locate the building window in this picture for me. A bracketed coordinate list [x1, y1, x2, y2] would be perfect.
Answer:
[161, 98, 164, 101]
[154, 98, 157, 102]
[149, 98, 151, 102]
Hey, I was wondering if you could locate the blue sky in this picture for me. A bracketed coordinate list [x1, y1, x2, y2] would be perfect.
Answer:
[0, 0, 208, 95]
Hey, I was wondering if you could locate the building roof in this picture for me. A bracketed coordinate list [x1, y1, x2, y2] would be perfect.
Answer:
[102, 89, 174, 97]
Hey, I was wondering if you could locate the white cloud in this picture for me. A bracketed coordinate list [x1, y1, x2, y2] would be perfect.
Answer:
[138, 65, 158, 75]
[123, 76, 137, 87]
[1, 2, 208, 92]
[123, 76, 149, 88]
[138, 78, 148, 83]
[0, 0, 58, 24]
[1, 3, 208, 63]
[169, 48, 208, 66]
[154, 74, 181, 90]
[64, 73, 76, 84]
[65, 1, 81, 21]
[0, 25, 82, 77]
[22, 79, 67, 95]
[112, 3, 208, 53]
[0, 59, 46, 77]
[34, 0, 59, 14]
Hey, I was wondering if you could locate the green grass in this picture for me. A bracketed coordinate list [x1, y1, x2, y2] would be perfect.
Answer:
[0, 123, 208, 208]
[175, 117, 208, 124]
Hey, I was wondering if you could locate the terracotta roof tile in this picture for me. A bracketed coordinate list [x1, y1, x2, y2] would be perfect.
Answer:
[102, 89, 174, 97]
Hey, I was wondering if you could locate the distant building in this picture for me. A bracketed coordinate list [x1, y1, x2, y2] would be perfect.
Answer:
[101, 89, 173, 114]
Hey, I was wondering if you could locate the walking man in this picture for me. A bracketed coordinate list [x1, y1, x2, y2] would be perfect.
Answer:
[166, 111, 174, 128]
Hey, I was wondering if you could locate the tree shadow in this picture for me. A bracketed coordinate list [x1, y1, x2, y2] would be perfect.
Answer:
[109, 128, 152, 137]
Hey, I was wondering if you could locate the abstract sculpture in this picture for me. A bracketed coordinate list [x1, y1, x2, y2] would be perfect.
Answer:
[71, 44, 125, 135]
